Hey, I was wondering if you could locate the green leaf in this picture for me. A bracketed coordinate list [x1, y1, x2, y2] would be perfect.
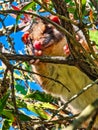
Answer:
[26, 101, 58, 120]
[15, 84, 27, 95]
[16, 2, 36, 25]
[0, 66, 4, 70]
[14, 72, 24, 80]
[2, 109, 14, 121]
[37, 102, 57, 110]
[0, 92, 10, 114]
[21, 2, 36, 11]
[67, 7, 76, 14]
[23, 62, 32, 71]
[19, 112, 32, 121]
[82, 0, 86, 5]
[27, 102, 50, 119]
[17, 99, 27, 108]
[64, 0, 72, 3]
[82, 0, 86, 15]
[89, 30, 98, 45]
[2, 119, 12, 130]
[25, 91, 56, 103]
[74, 9, 79, 19]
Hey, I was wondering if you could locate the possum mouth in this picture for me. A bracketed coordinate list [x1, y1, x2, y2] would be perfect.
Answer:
[28, 32, 64, 56]
[33, 27, 64, 50]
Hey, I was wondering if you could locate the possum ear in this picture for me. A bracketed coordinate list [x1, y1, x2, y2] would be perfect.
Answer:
[22, 32, 29, 44]
[49, 15, 60, 25]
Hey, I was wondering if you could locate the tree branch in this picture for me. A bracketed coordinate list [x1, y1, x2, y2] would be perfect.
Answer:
[14, 67, 70, 92]
[10, 68, 22, 129]
[34, 0, 78, 26]
[66, 98, 98, 130]
[90, 0, 98, 12]
[0, 9, 76, 40]
[1, 53, 75, 65]
[51, 79, 98, 120]
[0, 23, 28, 37]
[0, 52, 22, 129]
[1, 52, 98, 80]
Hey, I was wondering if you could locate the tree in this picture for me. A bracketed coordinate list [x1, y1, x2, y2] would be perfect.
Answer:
[0, 0, 98, 129]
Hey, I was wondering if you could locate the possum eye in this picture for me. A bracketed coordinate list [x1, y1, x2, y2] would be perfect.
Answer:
[22, 32, 29, 44]
[43, 26, 53, 34]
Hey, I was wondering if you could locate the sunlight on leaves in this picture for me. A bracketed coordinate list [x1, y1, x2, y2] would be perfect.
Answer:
[0, 92, 10, 114]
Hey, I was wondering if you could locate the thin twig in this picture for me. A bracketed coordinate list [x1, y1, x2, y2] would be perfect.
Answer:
[1, 53, 75, 65]
[0, 10, 75, 40]
[78, 0, 83, 24]
[2, 68, 8, 83]
[64, 79, 98, 108]
[0, 52, 22, 129]
[51, 79, 98, 119]
[34, 0, 78, 26]
[1, 52, 98, 81]
[14, 66, 70, 92]
[10, 67, 22, 129]
[90, 0, 98, 12]
[66, 98, 98, 130]
[0, 23, 29, 37]
[86, 110, 98, 130]
[0, 9, 95, 62]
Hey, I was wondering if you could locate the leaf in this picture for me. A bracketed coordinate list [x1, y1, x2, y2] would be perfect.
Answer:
[26, 101, 59, 120]
[82, 0, 86, 6]
[19, 113, 32, 121]
[89, 9, 94, 24]
[17, 99, 27, 108]
[25, 90, 56, 103]
[23, 62, 32, 71]
[27, 102, 51, 119]
[15, 84, 27, 95]
[2, 119, 12, 130]
[74, 9, 79, 19]
[16, 2, 36, 25]
[21, 2, 36, 11]
[67, 7, 76, 14]
[0, 92, 10, 114]
[37, 102, 57, 110]
[64, 0, 72, 3]
[89, 30, 98, 45]
[14, 72, 24, 80]
[2, 109, 14, 121]
[82, 0, 86, 15]
[0, 66, 4, 70]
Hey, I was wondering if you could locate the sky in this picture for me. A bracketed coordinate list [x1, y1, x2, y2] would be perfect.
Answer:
[0, 0, 55, 129]
[0, 2, 45, 129]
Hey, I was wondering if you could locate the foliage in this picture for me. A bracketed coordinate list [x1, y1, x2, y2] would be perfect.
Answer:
[0, 0, 98, 129]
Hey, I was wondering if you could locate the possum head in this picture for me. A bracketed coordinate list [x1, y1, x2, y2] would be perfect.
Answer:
[22, 18, 67, 57]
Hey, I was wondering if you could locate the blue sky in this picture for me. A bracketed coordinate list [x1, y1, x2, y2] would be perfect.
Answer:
[0, 13, 43, 90]
[0, 1, 53, 129]
[0, 14, 24, 51]
[0, 3, 45, 129]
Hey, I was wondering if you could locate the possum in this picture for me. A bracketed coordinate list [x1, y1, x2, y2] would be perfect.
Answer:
[22, 17, 98, 129]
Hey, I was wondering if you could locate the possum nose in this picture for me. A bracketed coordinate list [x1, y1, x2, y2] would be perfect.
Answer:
[33, 40, 42, 50]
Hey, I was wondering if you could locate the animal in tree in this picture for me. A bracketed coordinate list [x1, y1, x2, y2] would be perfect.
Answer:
[22, 16, 98, 128]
